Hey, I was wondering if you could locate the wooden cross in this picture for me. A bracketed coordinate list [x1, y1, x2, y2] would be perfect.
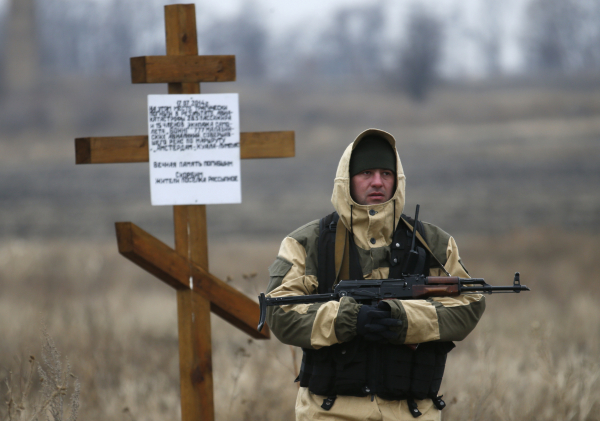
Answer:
[74, 4, 294, 420]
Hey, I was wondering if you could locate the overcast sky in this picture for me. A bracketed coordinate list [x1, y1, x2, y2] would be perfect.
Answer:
[0, 0, 528, 77]
[197, 0, 449, 36]
[193, 0, 527, 76]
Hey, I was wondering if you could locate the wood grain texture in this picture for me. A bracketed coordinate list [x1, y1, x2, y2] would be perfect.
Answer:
[115, 221, 270, 339]
[75, 136, 148, 164]
[165, 7, 214, 420]
[240, 131, 295, 159]
[192, 265, 270, 339]
[74, 138, 91, 164]
[173, 205, 209, 270]
[116, 222, 189, 290]
[177, 288, 213, 421]
[165, 4, 197, 56]
[165, 5, 200, 98]
[75, 131, 295, 164]
[168, 81, 200, 95]
[131, 56, 235, 84]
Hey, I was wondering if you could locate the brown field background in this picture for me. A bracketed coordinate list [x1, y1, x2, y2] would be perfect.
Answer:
[1, 77, 600, 420]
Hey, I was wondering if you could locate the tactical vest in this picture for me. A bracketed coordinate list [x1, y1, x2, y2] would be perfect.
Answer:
[297, 211, 454, 416]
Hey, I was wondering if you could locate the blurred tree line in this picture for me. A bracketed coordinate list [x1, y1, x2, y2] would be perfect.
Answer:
[9, 0, 600, 101]
[524, 0, 600, 73]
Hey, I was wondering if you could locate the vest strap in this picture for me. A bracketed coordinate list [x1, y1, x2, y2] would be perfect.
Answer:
[321, 396, 337, 411]
[334, 217, 349, 284]
[318, 212, 339, 293]
[407, 398, 422, 418]
[432, 395, 446, 410]
[348, 234, 365, 280]
[400, 217, 450, 276]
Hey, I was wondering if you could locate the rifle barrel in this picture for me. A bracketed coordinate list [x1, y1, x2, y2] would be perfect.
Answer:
[264, 292, 338, 306]
[461, 285, 530, 293]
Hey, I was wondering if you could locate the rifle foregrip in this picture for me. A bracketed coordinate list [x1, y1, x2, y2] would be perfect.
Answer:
[412, 284, 460, 298]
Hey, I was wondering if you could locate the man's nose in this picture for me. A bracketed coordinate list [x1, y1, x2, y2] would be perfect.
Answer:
[371, 172, 383, 186]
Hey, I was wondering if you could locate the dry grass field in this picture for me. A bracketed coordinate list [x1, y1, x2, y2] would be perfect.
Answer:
[1, 78, 600, 420]
[0, 228, 599, 421]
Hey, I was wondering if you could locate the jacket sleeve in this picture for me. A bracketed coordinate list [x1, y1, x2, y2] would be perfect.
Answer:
[265, 222, 360, 350]
[386, 234, 486, 344]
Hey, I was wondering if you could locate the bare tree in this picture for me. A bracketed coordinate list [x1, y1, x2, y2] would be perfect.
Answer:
[312, 2, 387, 81]
[399, 5, 443, 101]
[577, 0, 600, 69]
[523, 0, 580, 72]
[201, 1, 268, 80]
[522, 0, 600, 74]
[464, 0, 504, 76]
[36, 0, 169, 76]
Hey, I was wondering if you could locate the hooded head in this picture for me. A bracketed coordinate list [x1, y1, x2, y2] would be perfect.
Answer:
[331, 128, 406, 250]
[349, 135, 397, 179]
[349, 135, 397, 205]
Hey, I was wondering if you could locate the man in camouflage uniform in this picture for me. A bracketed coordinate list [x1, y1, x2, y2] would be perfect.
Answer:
[265, 128, 485, 420]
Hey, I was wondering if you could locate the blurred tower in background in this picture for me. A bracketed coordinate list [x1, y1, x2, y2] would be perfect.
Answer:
[0, 0, 47, 132]
[2, 0, 39, 94]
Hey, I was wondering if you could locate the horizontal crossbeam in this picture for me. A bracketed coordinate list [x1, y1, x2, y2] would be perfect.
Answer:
[131, 55, 236, 83]
[116, 222, 270, 340]
[75, 131, 295, 164]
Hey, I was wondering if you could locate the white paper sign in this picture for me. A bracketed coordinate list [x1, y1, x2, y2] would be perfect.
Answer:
[148, 94, 241, 206]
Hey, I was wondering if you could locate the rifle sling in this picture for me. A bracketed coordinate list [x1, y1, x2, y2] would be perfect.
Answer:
[400, 217, 450, 276]
[333, 215, 450, 282]
[334, 220, 350, 284]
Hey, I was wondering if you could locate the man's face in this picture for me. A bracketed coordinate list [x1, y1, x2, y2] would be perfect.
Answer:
[350, 168, 395, 205]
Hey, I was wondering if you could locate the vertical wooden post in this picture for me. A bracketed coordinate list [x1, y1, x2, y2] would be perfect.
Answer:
[165, 4, 200, 95]
[175, 206, 213, 421]
[166, 5, 214, 420]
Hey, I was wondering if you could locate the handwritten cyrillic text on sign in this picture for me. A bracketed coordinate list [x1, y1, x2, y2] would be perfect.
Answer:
[148, 94, 241, 205]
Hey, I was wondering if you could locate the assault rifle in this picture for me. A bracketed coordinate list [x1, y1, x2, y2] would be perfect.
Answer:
[257, 272, 529, 332]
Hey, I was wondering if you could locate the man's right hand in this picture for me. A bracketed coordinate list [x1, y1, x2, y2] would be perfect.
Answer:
[356, 305, 403, 341]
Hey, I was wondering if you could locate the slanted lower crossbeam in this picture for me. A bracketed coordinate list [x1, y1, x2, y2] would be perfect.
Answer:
[116, 222, 268, 339]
